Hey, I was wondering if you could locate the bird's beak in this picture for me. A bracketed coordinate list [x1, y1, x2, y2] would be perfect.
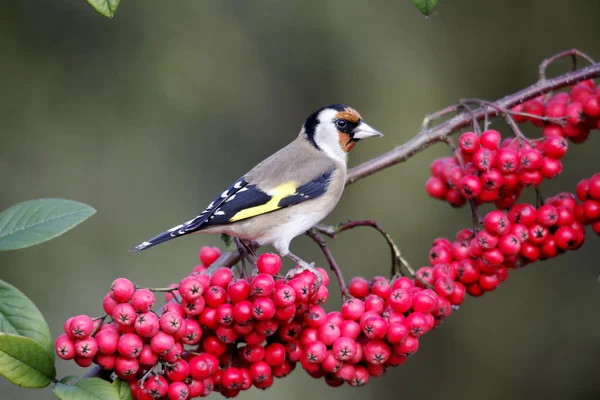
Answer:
[352, 121, 384, 139]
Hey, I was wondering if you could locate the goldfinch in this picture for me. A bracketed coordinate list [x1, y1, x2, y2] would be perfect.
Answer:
[130, 104, 382, 276]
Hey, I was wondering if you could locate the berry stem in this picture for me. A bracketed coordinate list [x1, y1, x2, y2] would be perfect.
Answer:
[457, 103, 482, 134]
[538, 48, 596, 81]
[461, 98, 566, 126]
[443, 136, 482, 231]
[306, 229, 349, 299]
[313, 220, 417, 281]
[420, 105, 458, 131]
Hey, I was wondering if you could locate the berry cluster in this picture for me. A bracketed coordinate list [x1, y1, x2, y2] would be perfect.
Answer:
[426, 79, 600, 209]
[56, 247, 334, 399]
[416, 192, 588, 297]
[576, 173, 600, 235]
[512, 79, 600, 142]
[425, 130, 568, 208]
[56, 175, 600, 398]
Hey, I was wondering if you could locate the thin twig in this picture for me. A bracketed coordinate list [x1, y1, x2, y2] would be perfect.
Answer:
[306, 229, 349, 299]
[538, 48, 596, 81]
[420, 105, 458, 131]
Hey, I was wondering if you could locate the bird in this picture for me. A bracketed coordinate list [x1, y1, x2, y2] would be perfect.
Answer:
[130, 104, 383, 279]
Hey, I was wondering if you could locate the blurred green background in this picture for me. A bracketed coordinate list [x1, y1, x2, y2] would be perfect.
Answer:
[2, 1, 600, 399]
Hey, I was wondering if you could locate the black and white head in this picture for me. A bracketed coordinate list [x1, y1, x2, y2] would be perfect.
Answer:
[302, 104, 383, 163]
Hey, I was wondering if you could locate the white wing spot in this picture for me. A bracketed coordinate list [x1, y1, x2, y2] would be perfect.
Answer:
[221, 190, 229, 198]
[225, 195, 236, 203]
[214, 211, 225, 216]
[237, 187, 248, 193]
[234, 180, 243, 189]
[207, 201, 215, 209]
[168, 224, 184, 233]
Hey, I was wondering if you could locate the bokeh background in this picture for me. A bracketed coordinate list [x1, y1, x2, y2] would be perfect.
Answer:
[2, 1, 600, 399]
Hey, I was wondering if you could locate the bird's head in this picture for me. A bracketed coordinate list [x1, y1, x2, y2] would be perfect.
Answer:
[303, 104, 383, 163]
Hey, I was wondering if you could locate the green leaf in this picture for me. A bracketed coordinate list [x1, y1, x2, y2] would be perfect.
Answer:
[412, 0, 439, 16]
[54, 378, 120, 400]
[87, 0, 120, 19]
[0, 333, 56, 388]
[113, 378, 133, 400]
[0, 198, 96, 251]
[0, 280, 54, 360]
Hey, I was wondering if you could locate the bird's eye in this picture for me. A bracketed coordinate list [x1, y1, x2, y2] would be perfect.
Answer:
[335, 119, 347, 129]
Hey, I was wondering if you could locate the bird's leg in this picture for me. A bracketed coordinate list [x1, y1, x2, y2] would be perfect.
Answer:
[233, 237, 248, 279]
[240, 239, 258, 275]
[285, 251, 322, 289]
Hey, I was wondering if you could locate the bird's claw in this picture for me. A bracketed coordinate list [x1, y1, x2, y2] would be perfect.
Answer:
[285, 262, 323, 291]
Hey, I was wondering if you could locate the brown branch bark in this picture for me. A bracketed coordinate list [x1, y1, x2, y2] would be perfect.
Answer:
[345, 62, 600, 184]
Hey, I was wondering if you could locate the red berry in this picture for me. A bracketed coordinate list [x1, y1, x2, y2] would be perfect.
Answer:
[138, 344, 158, 367]
[144, 375, 168, 398]
[341, 298, 365, 321]
[434, 277, 455, 298]
[75, 337, 98, 358]
[476, 230, 499, 250]
[151, 332, 175, 355]
[130, 289, 155, 312]
[360, 316, 388, 340]
[537, 204, 559, 227]
[484, 210, 511, 235]
[102, 294, 118, 315]
[227, 279, 251, 304]
[256, 253, 282, 275]
[523, 99, 545, 126]
[565, 101, 584, 125]
[589, 174, 600, 199]
[554, 226, 578, 250]
[189, 354, 215, 380]
[448, 281, 466, 305]
[112, 303, 137, 326]
[363, 340, 391, 365]
[520, 242, 541, 263]
[459, 132, 480, 153]
[497, 234, 521, 256]
[480, 169, 503, 191]
[478, 273, 500, 291]
[347, 276, 369, 298]
[115, 356, 139, 379]
[456, 259, 480, 284]
[472, 148, 496, 171]
[264, 343, 286, 366]
[480, 130, 502, 150]
[199, 246, 221, 266]
[110, 278, 135, 303]
[179, 276, 203, 302]
[68, 315, 94, 339]
[211, 268, 233, 288]
[168, 381, 190, 400]
[251, 273, 275, 297]
[134, 312, 160, 338]
[582, 94, 600, 117]
[459, 175, 482, 198]
[204, 286, 226, 309]
[495, 148, 519, 174]
[252, 297, 276, 321]
[55, 334, 76, 360]
[95, 354, 116, 370]
[386, 322, 409, 344]
[117, 333, 143, 358]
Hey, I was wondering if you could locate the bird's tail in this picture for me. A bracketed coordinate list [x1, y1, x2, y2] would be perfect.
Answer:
[129, 220, 197, 253]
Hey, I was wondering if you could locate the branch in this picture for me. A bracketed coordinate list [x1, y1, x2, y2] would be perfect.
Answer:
[345, 61, 600, 185]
